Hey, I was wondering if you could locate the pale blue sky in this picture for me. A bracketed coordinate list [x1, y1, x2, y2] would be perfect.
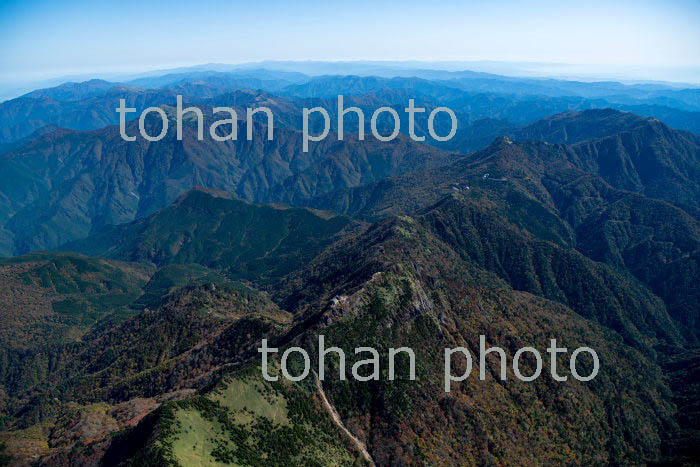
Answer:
[1, 0, 699, 83]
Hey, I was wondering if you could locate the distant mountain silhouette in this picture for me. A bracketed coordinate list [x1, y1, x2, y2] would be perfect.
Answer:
[2, 72, 699, 146]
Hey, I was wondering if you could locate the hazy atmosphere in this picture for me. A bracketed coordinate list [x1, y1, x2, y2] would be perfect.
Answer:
[1, 1, 700, 465]
[1, 0, 699, 84]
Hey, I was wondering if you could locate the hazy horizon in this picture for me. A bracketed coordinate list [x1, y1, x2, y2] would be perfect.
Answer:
[1, 59, 699, 104]
[1, 0, 699, 85]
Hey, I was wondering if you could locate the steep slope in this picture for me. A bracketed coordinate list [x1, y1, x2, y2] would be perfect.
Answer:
[311, 110, 700, 222]
[661, 349, 700, 463]
[310, 135, 700, 342]
[514, 108, 661, 144]
[0, 252, 150, 349]
[0, 111, 451, 256]
[514, 109, 700, 216]
[0, 191, 694, 464]
[31, 211, 687, 465]
[0, 87, 180, 144]
[415, 193, 682, 350]
[273, 215, 681, 464]
[52, 278, 290, 407]
[0, 85, 698, 465]
[45, 369, 365, 466]
[567, 121, 700, 218]
[0, 252, 151, 432]
[0, 125, 62, 156]
[1, 273, 292, 463]
[63, 188, 359, 286]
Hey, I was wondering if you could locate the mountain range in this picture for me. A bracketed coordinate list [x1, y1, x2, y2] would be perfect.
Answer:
[0, 69, 699, 465]
[3, 70, 700, 147]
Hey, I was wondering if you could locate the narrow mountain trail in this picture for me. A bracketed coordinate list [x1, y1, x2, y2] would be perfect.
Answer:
[315, 377, 376, 466]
